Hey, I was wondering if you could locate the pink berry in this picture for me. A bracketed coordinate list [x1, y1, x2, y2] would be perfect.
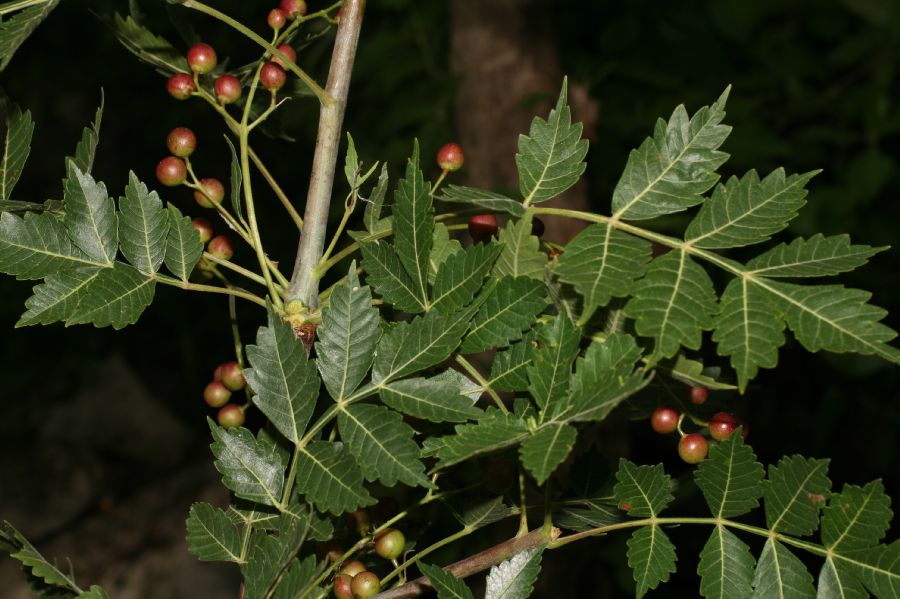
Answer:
[166, 73, 196, 100]
[192, 218, 213, 243]
[166, 127, 197, 158]
[268, 8, 287, 30]
[194, 178, 225, 208]
[468, 214, 497, 242]
[689, 386, 709, 405]
[187, 42, 217, 74]
[678, 433, 709, 464]
[260, 62, 287, 92]
[273, 43, 297, 68]
[214, 75, 242, 105]
[436, 142, 464, 171]
[217, 404, 245, 428]
[280, 0, 307, 18]
[208, 235, 234, 260]
[650, 407, 679, 435]
[204, 381, 231, 408]
[333, 574, 353, 599]
[219, 361, 245, 391]
[156, 156, 187, 187]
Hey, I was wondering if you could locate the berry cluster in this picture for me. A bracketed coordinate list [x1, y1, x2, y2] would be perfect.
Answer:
[327, 507, 407, 598]
[204, 361, 247, 428]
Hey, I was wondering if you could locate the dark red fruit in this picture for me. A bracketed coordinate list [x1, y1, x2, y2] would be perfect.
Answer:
[166, 73, 196, 100]
[333, 574, 353, 599]
[531, 217, 545, 238]
[689, 386, 709, 405]
[166, 127, 197, 158]
[156, 156, 187, 187]
[374, 529, 405, 561]
[192, 218, 213, 243]
[204, 381, 231, 408]
[339, 560, 366, 578]
[273, 43, 297, 68]
[350, 572, 380, 598]
[214, 75, 242, 105]
[260, 62, 287, 92]
[194, 178, 225, 208]
[217, 404, 245, 428]
[468, 214, 498, 242]
[280, 0, 308, 18]
[436, 142, 464, 172]
[650, 407, 679, 435]
[678, 433, 709, 464]
[268, 8, 287, 30]
[709, 419, 737, 442]
[187, 42, 217, 74]
[220, 361, 246, 392]
[208, 235, 234, 260]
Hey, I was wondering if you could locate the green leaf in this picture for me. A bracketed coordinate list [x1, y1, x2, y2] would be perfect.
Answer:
[65, 262, 155, 329]
[685, 169, 817, 249]
[493, 213, 546, 281]
[555, 222, 652, 322]
[697, 526, 755, 599]
[430, 410, 529, 468]
[817, 557, 868, 599]
[519, 423, 576, 485]
[624, 250, 719, 361]
[241, 518, 305, 599]
[270, 555, 318, 599]
[1, 521, 81, 594]
[612, 87, 731, 221]
[224, 136, 244, 222]
[360, 240, 426, 313]
[419, 563, 474, 599]
[393, 140, 432, 308]
[316, 265, 381, 401]
[849, 540, 900, 598]
[338, 403, 431, 488]
[751, 538, 815, 599]
[185, 502, 243, 563]
[488, 335, 534, 392]
[763, 455, 831, 536]
[364, 163, 389, 233]
[372, 307, 474, 383]
[460, 277, 547, 353]
[117, 172, 168, 274]
[344, 132, 360, 188]
[380, 377, 482, 423]
[431, 242, 501, 313]
[614, 459, 674, 518]
[163, 204, 203, 281]
[16, 267, 102, 327]
[428, 222, 462, 283]
[63, 163, 117, 265]
[0, 0, 61, 71]
[78, 587, 109, 599]
[209, 421, 286, 507]
[554, 498, 622, 532]
[67, 94, 103, 175]
[484, 548, 544, 599]
[627, 526, 678, 599]
[106, 12, 189, 74]
[746, 234, 888, 278]
[437, 185, 525, 217]
[458, 497, 515, 529]
[695, 432, 765, 518]
[517, 78, 588, 206]
[0, 211, 104, 279]
[527, 313, 580, 413]
[821, 480, 891, 552]
[294, 441, 375, 515]
[246, 305, 320, 445]
[665, 355, 738, 391]
[1, 100, 34, 201]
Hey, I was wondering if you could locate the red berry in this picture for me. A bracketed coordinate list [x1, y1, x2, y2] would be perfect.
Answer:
[192, 218, 213, 243]
[217, 404, 245, 428]
[710, 411, 738, 425]
[213, 363, 225, 382]
[650, 406, 679, 435]
[374, 529, 405, 561]
[678, 433, 709, 464]
[166, 127, 197, 158]
[531, 217, 545, 238]
[280, 0, 308, 18]
[333, 574, 353, 599]
[436, 142, 464, 172]
[350, 572, 380, 598]
[194, 178, 225, 208]
[187, 42, 217, 74]
[709, 419, 737, 442]
[214, 75, 242, 105]
[335, 7, 344, 22]
[468, 214, 498, 242]
[689, 386, 709, 405]
[260, 62, 287, 92]
[339, 560, 366, 578]
[268, 8, 287, 30]
[220, 361, 246, 392]
[204, 381, 231, 408]
[208, 235, 234, 260]
[273, 43, 297, 68]
[156, 156, 187, 187]
[166, 73, 196, 100]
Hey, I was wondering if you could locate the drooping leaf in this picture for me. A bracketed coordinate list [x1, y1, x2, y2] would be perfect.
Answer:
[163, 204, 203, 281]
[554, 222, 652, 322]
[821, 480, 892, 552]
[338, 403, 431, 488]
[419, 563, 474, 599]
[0, 521, 81, 594]
[517, 78, 588, 206]
[224, 136, 244, 222]
[380, 377, 481, 423]
[612, 87, 731, 221]
[16, 267, 103, 327]
[519, 423, 577, 485]
[246, 305, 320, 445]
[344, 131, 360, 189]
[294, 441, 375, 515]
[493, 213, 546, 281]
[393, 140, 432, 308]
[665, 355, 738, 391]
[627, 526, 678, 599]
[65, 262, 155, 329]
[746, 234, 887, 278]
[527, 313, 580, 413]
[431, 242, 501, 313]
[430, 410, 529, 469]
[763, 455, 831, 537]
[316, 265, 381, 402]
[66, 94, 103, 175]
[0, 211, 103, 279]
[360, 240, 426, 313]
[364, 163, 389, 233]
[484, 548, 544, 599]
[750, 538, 815, 599]
[106, 12, 189, 74]
[685, 169, 817, 249]
[185, 502, 243, 563]
[697, 526, 755, 599]
[695, 432, 765, 518]
[614, 459, 674, 518]
[0, 0, 62, 71]
[117, 172, 168, 274]
[0, 100, 34, 201]
[437, 185, 525, 217]
[209, 420, 286, 507]
[460, 277, 547, 353]
[62, 163, 117, 265]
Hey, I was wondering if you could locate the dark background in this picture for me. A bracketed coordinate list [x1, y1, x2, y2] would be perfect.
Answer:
[1, 0, 898, 597]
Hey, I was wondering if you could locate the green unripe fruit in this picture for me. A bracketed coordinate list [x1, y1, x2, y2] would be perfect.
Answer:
[374, 529, 405, 561]
[350, 572, 380, 598]
[339, 560, 366, 578]
[217, 404, 245, 428]
[166, 127, 197, 158]
[203, 381, 231, 408]
[155, 156, 187, 187]
[194, 177, 225, 208]
[219, 361, 245, 391]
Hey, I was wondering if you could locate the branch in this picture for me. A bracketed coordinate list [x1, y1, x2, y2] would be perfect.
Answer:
[286, 0, 365, 309]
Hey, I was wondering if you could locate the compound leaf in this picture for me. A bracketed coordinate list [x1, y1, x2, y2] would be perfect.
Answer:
[493, 213, 547, 281]
[185, 502, 243, 563]
[695, 432, 765, 518]
[751, 538, 815, 599]
[63, 163, 117, 265]
[209, 421, 286, 508]
[65, 262, 155, 329]
[460, 277, 547, 353]
[295, 441, 375, 515]
[163, 204, 203, 281]
[627, 526, 677, 599]
[519, 423, 577, 485]
[698, 526, 755, 599]
[393, 140, 432, 308]
[763, 455, 831, 537]
[117, 171, 168, 274]
[746, 234, 887, 278]
[1, 100, 34, 201]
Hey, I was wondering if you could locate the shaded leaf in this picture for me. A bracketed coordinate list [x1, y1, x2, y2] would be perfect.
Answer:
[393, 140, 432, 308]
[751, 538, 815, 599]
[493, 213, 546, 280]
[364, 163, 389, 233]
[419, 563, 474, 599]
[698, 526, 755, 599]
[519, 423, 577, 485]
[0, 0, 61, 71]
[460, 277, 547, 353]
[0, 100, 34, 201]
[106, 12, 188, 74]
[627, 526, 677, 599]
[438, 185, 525, 217]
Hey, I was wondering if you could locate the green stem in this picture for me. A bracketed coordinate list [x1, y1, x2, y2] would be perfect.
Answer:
[454, 354, 509, 414]
[318, 191, 356, 271]
[202, 252, 273, 290]
[381, 527, 474, 587]
[156, 274, 266, 307]
[0, 0, 48, 15]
